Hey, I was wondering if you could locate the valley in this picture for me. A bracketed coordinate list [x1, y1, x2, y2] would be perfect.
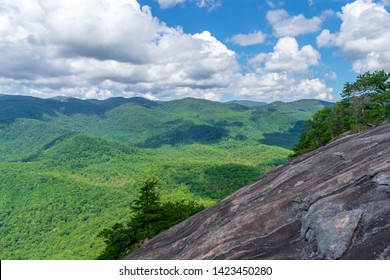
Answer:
[0, 95, 331, 259]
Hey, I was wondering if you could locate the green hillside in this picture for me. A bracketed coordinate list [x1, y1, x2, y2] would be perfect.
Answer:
[0, 96, 330, 158]
[0, 95, 331, 259]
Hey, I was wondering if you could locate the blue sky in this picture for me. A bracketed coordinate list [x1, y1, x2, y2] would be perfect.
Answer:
[0, 0, 389, 102]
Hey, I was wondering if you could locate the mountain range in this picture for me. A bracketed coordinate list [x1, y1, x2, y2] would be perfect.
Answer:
[0, 95, 332, 161]
[0, 94, 332, 259]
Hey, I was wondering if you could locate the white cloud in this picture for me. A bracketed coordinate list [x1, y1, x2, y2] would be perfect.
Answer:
[316, 0, 390, 73]
[157, 0, 185, 9]
[230, 73, 333, 101]
[156, 0, 221, 10]
[0, 0, 239, 100]
[267, 9, 325, 37]
[193, 31, 235, 56]
[227, 31, 267, 46]
[0, 0, 334, 102]
[249, 37, 321, 73]
[325, 71, 337, 80]
[196, 0, 222, 11]
[295, 78, 334, 100]
[316, 29, 337, 47]
[266, 0, 285, 9]
[236, 37, 333, 101]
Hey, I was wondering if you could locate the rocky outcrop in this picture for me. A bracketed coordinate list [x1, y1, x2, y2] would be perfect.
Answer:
[125, 124, 390, 260]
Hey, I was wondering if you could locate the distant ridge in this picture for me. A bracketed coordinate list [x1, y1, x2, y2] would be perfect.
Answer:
[225, 100, 267, 107]
[0, 94, 334, 159]
[0, 95, 158, 124]
[88, 97, 159, 108]
[289, 99, 334, 111]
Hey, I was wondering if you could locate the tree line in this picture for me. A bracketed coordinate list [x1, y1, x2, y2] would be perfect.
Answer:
[292, 70, 389, 156]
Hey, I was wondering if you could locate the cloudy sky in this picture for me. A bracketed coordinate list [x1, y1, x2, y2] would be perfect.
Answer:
[0, 0, 389, 102]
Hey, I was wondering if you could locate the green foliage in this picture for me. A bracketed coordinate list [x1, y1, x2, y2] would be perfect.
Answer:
[0, 95, 327, 259]
[0, 135, 289, 259]
[0, 96, 332, 159]
[130, 179, 165, 239]
[291, 107, 333, 155]
[172, 163, 263, 199]
[0, 119, 69, 161]
[160, 200, 205, 226]
[340, 70, 389, 127]
[96, 223, 138, 260]
[260, 121, 305, 149]
[138, 124, 230, 148]
[0, 165, 134, 259]
[96, 180, 205, 260]
[341, 70, 389, 100]
[293, 70, 390, 156]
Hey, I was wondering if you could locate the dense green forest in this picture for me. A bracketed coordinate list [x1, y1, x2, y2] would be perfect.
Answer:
[97, 180, 206, 259]
[0, 96, 331, 259]
[293, 70, 390, 156]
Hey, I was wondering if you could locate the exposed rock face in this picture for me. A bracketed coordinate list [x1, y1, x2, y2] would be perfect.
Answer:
[126, 124, 390, 260]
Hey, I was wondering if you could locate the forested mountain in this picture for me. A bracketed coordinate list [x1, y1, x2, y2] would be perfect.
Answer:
[0, 96, 331, 161]
[0, 95, 331, 259]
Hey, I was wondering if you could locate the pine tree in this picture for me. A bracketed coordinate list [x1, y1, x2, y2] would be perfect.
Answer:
[130, 179, 165, 240]
[96, 179, 205, 259]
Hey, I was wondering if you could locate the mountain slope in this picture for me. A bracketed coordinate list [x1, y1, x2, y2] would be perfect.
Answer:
[0, 119, 69, 161]
[0, 94, 332, 259]
[0, 132, 289, 259]
[0, 95, 332, 158]
[126, 123, 390, 260]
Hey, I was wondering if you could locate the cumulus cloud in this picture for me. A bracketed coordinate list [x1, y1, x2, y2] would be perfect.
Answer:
[267, 9, 329, 37]
[249, 37, 321, 73]
[227, 31, 267, 46]
[316, 0, 390, 73]
[240, 37, 333, 101]
[0, 0, 238, 100]
[231, 73, 333, 101]
[0, 0, 334, 102]
[316, 29, 337, 48]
